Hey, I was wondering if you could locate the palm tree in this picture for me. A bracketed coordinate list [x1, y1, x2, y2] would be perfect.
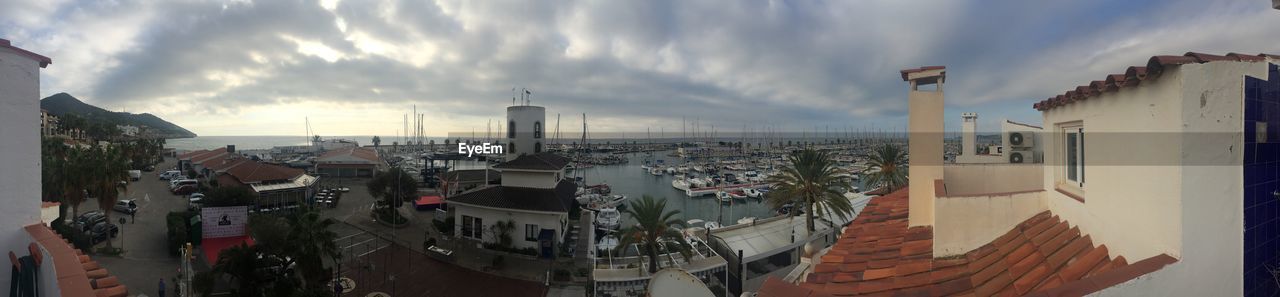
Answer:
[285, 211, 340, 289]
[61, 146, 91, 217]
[615, 195, 692, 274]
[863, 144, 908, 193]
[214, 243, 265, 297]
[372, 135, 381, 148]
[765, 149, 855, 233]
[90, 144, 130, 248]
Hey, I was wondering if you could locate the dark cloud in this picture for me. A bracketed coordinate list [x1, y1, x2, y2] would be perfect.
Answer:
[12, 0, 1280, 134]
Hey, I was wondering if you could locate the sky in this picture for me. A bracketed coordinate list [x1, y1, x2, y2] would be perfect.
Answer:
[3, 0, 1279, 137]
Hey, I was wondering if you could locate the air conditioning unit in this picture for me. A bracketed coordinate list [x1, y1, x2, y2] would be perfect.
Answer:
[1008, 131, 1034, 148]
[1009, 151, 1026, 164]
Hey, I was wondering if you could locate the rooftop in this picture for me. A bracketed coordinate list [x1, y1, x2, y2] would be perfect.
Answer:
[493, 152, 571, 171]
[760, 188, 1177, 296]
[447, 179, 577, 213]
[0, 38, 52, 68]
[24, 224, 127, 297]
[316, 147, 381, 164]
[1033, 52, 1279, 111]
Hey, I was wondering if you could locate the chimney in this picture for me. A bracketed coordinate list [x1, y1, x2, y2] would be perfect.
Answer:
[226, 145, 236, 153]
[961, 113, 978, 156]
[900, 66, 946, 227]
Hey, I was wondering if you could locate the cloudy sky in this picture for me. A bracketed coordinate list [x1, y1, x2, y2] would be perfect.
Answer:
[3, 0, 1278, 137]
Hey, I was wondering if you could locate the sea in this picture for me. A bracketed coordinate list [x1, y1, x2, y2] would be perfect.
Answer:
[163, 135, 858, 225]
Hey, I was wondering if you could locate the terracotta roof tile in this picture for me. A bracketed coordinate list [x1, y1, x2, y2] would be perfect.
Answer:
[776, 188, 1176, 296]
[1036, 52, 1280, 111]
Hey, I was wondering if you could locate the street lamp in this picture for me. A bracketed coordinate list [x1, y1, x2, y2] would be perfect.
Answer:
[117, 217, 127, 253]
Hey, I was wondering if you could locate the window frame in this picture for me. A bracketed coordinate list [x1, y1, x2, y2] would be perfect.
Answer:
[525, 224, 538, 241]
[1055, 121, 1086, 202]
[508, 121, 516, 139]
[534, 121, 542, 139]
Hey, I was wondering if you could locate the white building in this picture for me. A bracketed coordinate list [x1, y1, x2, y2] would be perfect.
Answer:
[954, 112, 1043, 164]
[2, 38, 129, 296]
[449, 152, 575, 255]
[762, 52, 1280, 296]
[506, 104, 546, 158]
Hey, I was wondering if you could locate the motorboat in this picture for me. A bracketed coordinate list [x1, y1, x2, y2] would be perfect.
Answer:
[649, 166, 664, 176]
[672, 178, 691, 191]
[736, 217, 758, 225]
[665, 167, 677, 175]
[743, 188, 763, 199]
[704, 221, 722, 230]
[595, 207, 621, 231]
[729, 190, 748, 200]
[597, 235, 619, 252]
[689, 177, 708, 188]
[687, 219, 705, 227]
[716, 191, 733, 204]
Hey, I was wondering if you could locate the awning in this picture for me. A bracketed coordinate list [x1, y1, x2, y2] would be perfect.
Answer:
[414, 195, 445, 210]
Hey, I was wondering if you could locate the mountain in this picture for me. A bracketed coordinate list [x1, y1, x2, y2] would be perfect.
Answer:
[40, 93, 196, 138]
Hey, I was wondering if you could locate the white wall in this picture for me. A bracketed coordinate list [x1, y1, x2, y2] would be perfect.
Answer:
[942, 163, 1043, 196]
[1041, 66, 1185, 262]
[933, 191, 1046, 256]
[500, 170, 559, 189]
[506, 105, 546, 158]
[1090, 60, 1264, 296]
[453, 204, 567, 250]
[0, 47, 44, 294]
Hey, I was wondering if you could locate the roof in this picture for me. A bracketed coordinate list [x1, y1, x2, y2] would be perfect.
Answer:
[223, 161, 304, 183]
[1005, 120, 1043, 130]
[25, 224, 126, 297]
[711, 194, 871, 262]
[442, 169, 501, 182]
[0, 38, 52, 68]
[900, 66, 945, 81]
[775, 188, 1177, 296]
[316, 147, 382, 164]
[250, 174, 316, 193]
[447, 179, 576, 213]
[1034, 52, 1279, 111]
[493, 152, 571, 171]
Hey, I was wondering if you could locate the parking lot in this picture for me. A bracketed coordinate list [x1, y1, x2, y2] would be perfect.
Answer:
[85, 157, 188, 297]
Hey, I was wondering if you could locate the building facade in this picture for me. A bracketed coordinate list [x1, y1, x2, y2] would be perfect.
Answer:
[448, 153, 574, 255]
[314, 147, 383, 178]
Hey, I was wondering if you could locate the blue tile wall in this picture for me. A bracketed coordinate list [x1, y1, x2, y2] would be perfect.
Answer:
[1245, 63, 1280, 297]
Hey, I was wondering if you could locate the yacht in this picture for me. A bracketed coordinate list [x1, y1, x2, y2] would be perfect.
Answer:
[595, 207, 621, 231]
[716, 191, 733, 204]
[649, 166, 664, 176]
[743, 188, 763, 199]
[672, 177, 691, 191]
[597, 235, 619, 253]
[689, 177, 708, 188]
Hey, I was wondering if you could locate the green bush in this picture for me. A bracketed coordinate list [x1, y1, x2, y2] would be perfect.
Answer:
[166, 211, 199, 256]
[433, 216, 455, 235]
[52, 220, 91, 251]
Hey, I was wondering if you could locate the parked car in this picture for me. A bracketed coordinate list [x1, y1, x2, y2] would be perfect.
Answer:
[188, 193, 204, 211]
[160, 170, 182, 180]
[75, 211, 107, 232]
[112, 200, 138, 214]
[88, 222, 119, 245]
[170, 179, 197, 190]
[143, 165, 156, 172]
[127, 170, 142, 181]
[172, 184, 198, 195]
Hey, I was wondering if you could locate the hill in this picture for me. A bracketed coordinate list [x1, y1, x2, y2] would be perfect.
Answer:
[40, 93, 196, 138]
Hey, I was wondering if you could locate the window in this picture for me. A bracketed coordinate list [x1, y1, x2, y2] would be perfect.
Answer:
[462, 215, 474, 239]
[1061, 123, 1085, 188]
[508, 121, 516, 139]
[525, 224, 538, 241]
[508, 143, 516, 154]
[461, 215, 483, 239]
[534, 121, 543, 138]
[535, 142, 543, 153]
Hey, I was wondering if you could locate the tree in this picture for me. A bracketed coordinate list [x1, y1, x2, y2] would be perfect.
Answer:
[489, 219, 516, 249]
[284, 211, 340, 289]
[372, 136, 382, 148]
[863, 144, 909, 193]
[89, 144, 130, 248]
[366, 167, 418, 210]
[615, 195, 692, 274]
[765, 149, 855, 233]
[213, 243, 266, 297]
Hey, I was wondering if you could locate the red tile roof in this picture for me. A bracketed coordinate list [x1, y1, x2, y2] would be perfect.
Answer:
[24, 224, 127, 297]
[768, 188, 1177, 296]
[222, 161, 304, 184]
[317, 147, 381, 163]
[900, 66, 946, 81]
[1034, 52, 1278, 111]
[0, 38, 52, 68]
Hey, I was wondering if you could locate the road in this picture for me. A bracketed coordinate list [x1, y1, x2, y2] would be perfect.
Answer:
[89, 156, 186, 297]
